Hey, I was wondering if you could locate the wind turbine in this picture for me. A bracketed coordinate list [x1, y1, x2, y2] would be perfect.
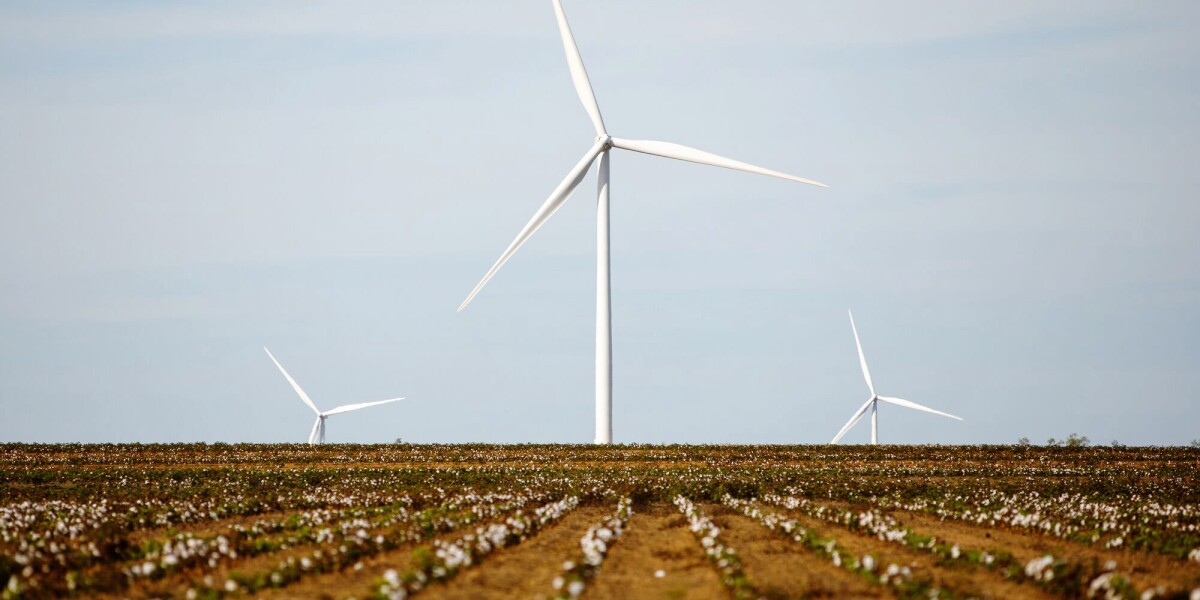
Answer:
[831, 311, 963, 445]
[457, 0, 826, 444]
[264, 348, 403, 445]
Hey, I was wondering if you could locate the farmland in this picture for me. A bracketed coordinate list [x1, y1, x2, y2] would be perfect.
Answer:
[1, 444, 1198, 599]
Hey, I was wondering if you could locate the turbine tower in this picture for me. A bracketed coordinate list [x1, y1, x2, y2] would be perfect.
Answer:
[831, 311, 963, 445]
[458, 0, 826, 444]
[264, 348, 404, 445]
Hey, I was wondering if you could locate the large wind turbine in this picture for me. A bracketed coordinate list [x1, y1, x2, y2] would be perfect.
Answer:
[264, 348, 403, 445]
[458, 0, 826, 444]
[831, 311, 963, 445]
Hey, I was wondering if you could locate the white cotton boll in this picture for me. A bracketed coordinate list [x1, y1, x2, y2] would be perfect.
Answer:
[568, 580, 585, 597]
[654, 570, 666, 578]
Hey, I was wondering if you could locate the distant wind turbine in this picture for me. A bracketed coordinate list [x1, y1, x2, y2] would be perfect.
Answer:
[458, 0, 827, 444]
[264, 348, 403, 445]
[831, 311, 963, 445]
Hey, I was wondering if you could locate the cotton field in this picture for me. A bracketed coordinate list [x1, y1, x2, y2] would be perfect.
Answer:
[0, 444, 1197, 599]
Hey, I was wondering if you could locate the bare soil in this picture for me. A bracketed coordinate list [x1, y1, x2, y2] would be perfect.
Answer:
[584, 506, 727, 600]
[420, 506, 608, 600]
[125, 509, 294, 546]
[704, 505, 889, 599]
[885, 506, 1200, 594]
[774, 504, 1055, 600]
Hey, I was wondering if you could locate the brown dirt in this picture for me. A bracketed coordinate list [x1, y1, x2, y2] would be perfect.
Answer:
[883, 506, 1200, 594]
[248, 504, 599, 600]
[112, 503, 418, 593]
[418, 506, 608, 600]
[125, 509, 295, 545]
[112, 503, 526, 599]
[584, 505, 727, 600]
[704, 504, 889, 599]
[774, 504, 1055, 600]
[251, 540, 421, 600]
[108, 512, 415, 599]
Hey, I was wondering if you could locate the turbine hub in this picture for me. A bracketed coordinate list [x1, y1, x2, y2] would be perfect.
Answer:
[596, 134, 613, 148]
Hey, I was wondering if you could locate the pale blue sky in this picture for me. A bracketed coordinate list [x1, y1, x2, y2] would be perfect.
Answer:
[1, 1, 1197, 444]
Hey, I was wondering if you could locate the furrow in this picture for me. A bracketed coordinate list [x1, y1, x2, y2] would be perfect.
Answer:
[368, 496, 580, 599]
[703, 502, 889, 599]
[583, 505, 725, 600]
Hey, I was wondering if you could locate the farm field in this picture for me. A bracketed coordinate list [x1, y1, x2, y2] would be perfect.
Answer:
[1, 444, 1198, 599]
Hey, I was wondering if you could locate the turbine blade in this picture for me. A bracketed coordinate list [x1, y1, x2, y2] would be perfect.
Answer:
[264, 347, 321, 415]
[848, 310, 876, 397]
[457, 142, 605, 312]
[551, 0, 605, 135]
[308, 417, 321, 445]
[831, 397, 874, 444]
[323, 397, 404, 416]
[878, 396, 963, 421]
[610, 137, 827, 187]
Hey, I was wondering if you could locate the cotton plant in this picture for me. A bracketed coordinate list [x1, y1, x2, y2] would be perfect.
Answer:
[721, 495, 921, 594]
[551, 497, 633, 599]
[673, 496, 757, 600]
[179, 491, 538, 599]
[874, 487, 1200, 560]
[769, 491, 1174, 600]
[373, 496, 580, 599]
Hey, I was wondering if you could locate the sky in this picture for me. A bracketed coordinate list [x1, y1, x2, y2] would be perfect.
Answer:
[1, 1, 1197, 445]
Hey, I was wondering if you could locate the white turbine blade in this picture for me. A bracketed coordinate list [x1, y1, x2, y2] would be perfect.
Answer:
[831, 397, 874, 444]
[322, 397, 404, 416]
[307, 417, 321, 445]
[551, 0, 606, 135]
[457, 142, 605, 312]
[878, 396, 964, 421]
[264, 347, 320, 415]
[610, 137, 827, 188]
[848, 310, 876, 397]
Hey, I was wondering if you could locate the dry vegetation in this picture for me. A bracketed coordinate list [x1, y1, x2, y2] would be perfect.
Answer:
[1, 443, 1198, 599]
